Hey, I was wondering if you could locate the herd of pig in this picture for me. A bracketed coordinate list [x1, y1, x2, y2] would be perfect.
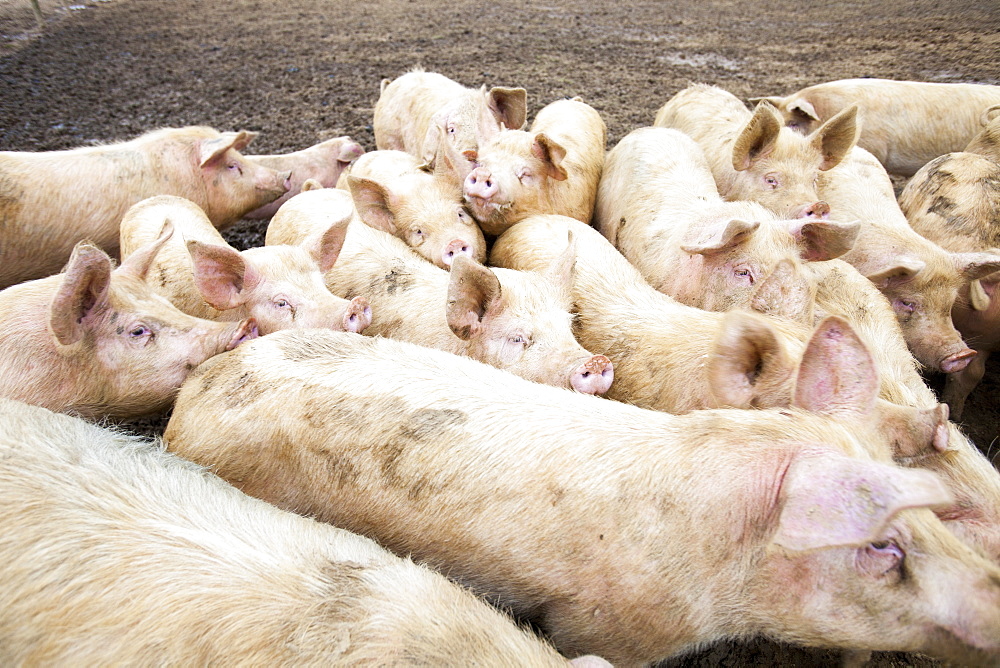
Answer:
[1, 70, 1000, 665]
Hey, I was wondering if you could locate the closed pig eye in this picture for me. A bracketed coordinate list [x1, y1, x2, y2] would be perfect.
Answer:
[227, 161, 243, 175]
[734, 267, 754, 284]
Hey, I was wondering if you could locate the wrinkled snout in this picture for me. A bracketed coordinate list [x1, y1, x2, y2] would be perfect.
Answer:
[570, 355, 614, 395]
[464, 167, 498, 201]
[940, 348, 977, 374]
[342, 296, 372, 334]
[797, 200, 830, 219]
[442, 238, 476, 267]
[226, 318, 259, 351]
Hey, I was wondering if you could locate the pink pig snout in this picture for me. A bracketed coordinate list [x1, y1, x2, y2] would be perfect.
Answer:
[343, 296, 372, 334]
[797, 200, 831, 219]
[464, 167, 498, 201]
[442, 239, 476, 267]
[940, 348, 977, 374]
[570, 355, 614, 395]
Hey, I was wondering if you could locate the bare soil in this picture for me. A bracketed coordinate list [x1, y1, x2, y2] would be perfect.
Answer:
[1, 0, 999, 665]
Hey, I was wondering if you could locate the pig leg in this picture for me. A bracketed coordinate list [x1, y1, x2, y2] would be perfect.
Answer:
[942, 348, 989, 420]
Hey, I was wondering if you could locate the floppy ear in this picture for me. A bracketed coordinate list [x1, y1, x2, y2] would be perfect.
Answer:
[544, 229, 577, 305]
[969, 279, 991, 311]
[863, 257, 926, 289]
[310, 216, 350, 273]
[118, 219, 175, 280]
[732, 102, 783, 171]
[773, 450, 953, 552]
[347, 175, 399, 234]
[980, 104, 1000, 127]
[873, 400, 952, 458]
[680, 218, 760, 254]
[49, 243, 113, 346]
[792, 316, 878, 417]
[785, 218, 860, 261]
[788, 99, 820, 122]
[953, 251, 1000, 281]
[531, 133, 569, 181]
[812, 105, 859, 171]
[708, 310, 794, 409]
[186, 240, 260, 310]
[446, 255, 502, 340]
[199, 130, 257, 167]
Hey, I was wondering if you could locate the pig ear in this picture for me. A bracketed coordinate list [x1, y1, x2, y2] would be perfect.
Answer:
[812, 105, 859, 171]
[49, 243, 112, 346]
[301, 178, 324, 192]
[864, 257, 926, 289]
[531, 133, 569, 181]
[786, 218, 860, 261]
[873, 400, 952, 458]
[953, 251, 1000, 281]
[336, 138, 365, 163]
[732, 102, 782, 171]
[969, 279, 991, 311]
[545, 229, 577, 303]
[787, 99, 819, 122]
[347, 175, 399, 235]
[750, 258, 815, 323]
[199, 130, 256, 168]
[773, 450, 953, 551]
[118, 219, 175, 280]
[708, 310, 794, 409]
[186, 240, 259, 310]
[747, 95, 786, 109]
[310, 216, 350, 273]
[446, 255, 502, 340]
[422, 109, 451, 164]
[680, 218, 760, 255]
[488, 87, 528, 131]
[792, 315, 879, 417]
[980, 104, 1000, 127]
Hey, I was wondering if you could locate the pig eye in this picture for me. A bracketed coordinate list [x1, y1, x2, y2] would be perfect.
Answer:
[127, 325, 152, 344]
[516, 167, 531, 183]
[857, 540, 905, 579]
[764, 174, 780, 189]
[227, 161, 243, 176]
[447, 123, 457, 135]
[895, 298, 916, 314]
[734, 267, 754, 284]
[508, 334, 529, 346]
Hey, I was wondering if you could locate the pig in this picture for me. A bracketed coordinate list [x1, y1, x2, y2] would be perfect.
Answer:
[804, 257, 1000, 563]
[964, 104, 1000, 162]
[0, 399, 608, 667]
[118, 195, 371, 336]
[817, 145, 1000, 376]
[653, 83, 859, 220]
[337, 150, 487, 268]
[373, 69, 527, 190]
[243, 135, 365, 219]
[0, 126, 292, 288]
[0, 230, 257, 420]
[594, 127, 859, 325]
[750, 78, 1000, 176]
[492, 214, 948, 453]
[265, 187, 613, 394]
[164, 327, 1000, 666]
[897, 138, 1000, 417]
[463, 97, 606, 236]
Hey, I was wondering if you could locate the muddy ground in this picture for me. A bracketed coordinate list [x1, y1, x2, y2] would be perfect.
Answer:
[1, 0, 999, 665]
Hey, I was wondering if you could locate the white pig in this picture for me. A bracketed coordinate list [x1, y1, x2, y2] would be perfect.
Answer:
[243, 135, 365, 219]
[0, 126, 291, 288]
[964, 103, 1000, 162]
[0, 398, 608, 667]
[118, 195, 371, 335]
[0, 230, 257, 419]
[164, 328, 1000, 666]
[338, 150, 486, 268]
[463, 97, 606, 235]
[818, 146, 1000, 375]
[751, 78, 1000, 176]
[266, 187, 613, 394]
[373, 69, 527, 189]
[653, 83, 858, 220]
[594, 127, 859, 324]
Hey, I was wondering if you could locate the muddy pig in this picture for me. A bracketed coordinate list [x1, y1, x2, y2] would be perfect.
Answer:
[751, 78, 1000, 176]
[266, 187, 612, 394]
[119, 195, 370, 336]
[818, 145, 1000, 376]
[0, 398, 609, 667]
[0, 229, 256, 419]
[595, 127, 859, 324]
[463, 97, 606, 236]
[164, 327, 1000, 666]
[898, 131, 1000, 417]
[373, 69, 527, 191]
[653, 83, 858, 220]
[338, 150, 486, 268]
[0, 126, 291, 288]
[243, 135, 365, 219]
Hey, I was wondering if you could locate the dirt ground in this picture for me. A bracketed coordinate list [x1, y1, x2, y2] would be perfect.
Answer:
[2, 0, 999, 665]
